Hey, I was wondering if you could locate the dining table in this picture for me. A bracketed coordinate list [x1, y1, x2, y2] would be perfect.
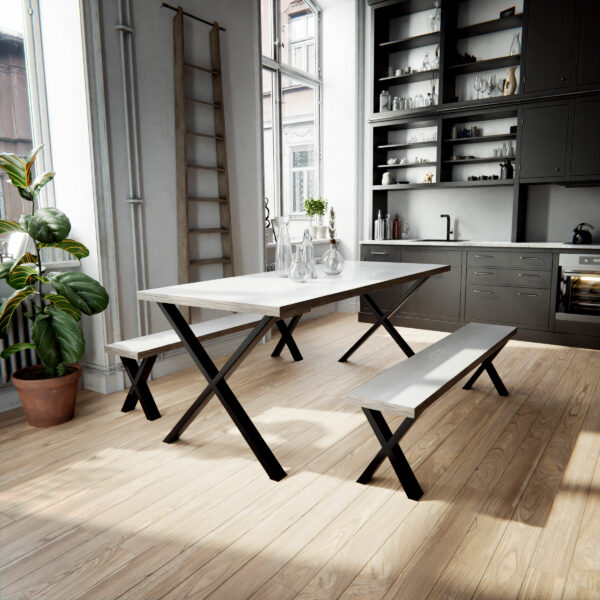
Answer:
[137, 259, 450, 481]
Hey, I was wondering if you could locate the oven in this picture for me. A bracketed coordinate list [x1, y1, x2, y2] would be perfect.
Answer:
[556, 254, 600, 334]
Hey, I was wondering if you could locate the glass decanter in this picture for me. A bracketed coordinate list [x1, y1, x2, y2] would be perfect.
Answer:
[510, 32, 521, 56]
[289, 245, 309, 283]
[273, 216, 292, 277]
[322, 240, 344, 276]
[301, 229, 317, 279]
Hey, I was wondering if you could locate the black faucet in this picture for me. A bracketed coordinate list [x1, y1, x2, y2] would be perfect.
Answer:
[440, 214, 453, 241]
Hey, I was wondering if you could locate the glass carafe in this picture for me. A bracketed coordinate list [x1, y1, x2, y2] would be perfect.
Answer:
[273, 216, 292, 277]
[322, 241, 344, 276]
[301, 229, 317, 279]
[289, 245, 309, 283]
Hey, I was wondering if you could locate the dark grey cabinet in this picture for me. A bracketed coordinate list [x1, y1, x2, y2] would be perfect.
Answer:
[360, 245, 400, 312]
[570, 97, 600, 179]
[576, 0, 600, 88]
[519, 103, 570, 181]
[523, 0, 575, 94]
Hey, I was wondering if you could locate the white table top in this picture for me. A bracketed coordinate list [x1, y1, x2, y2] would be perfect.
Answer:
[138, 261, 450, 318]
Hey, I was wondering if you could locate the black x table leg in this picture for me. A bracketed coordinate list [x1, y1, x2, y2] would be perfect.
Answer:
[158, 303, 287, 482]
[463, 344, 509, 397]
[339, 277, 430, 363]
[359, 408, 423, 501]
[271, 315, 303, 361]
[120, 356, 161, 421]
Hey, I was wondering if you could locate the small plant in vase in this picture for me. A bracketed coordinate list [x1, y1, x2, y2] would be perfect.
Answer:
[303, 196, 328, 239]
[322, 206, 344, 275]
[0, 146, 109, 426]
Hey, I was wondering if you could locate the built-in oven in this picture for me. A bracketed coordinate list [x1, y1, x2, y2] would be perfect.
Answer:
[556, 254, 600, 335]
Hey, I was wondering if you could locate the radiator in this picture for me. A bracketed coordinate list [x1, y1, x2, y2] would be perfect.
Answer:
[0, 297, 40, 385]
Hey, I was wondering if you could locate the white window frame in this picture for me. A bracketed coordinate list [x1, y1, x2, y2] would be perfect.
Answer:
[289, 144, 315, 214]
[261, 0, 322, 219]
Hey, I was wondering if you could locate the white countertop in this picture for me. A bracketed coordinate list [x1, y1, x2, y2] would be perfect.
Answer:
[360, 240, 600, 250]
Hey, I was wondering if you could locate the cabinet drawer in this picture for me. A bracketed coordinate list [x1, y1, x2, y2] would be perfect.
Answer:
[399, 248, 462, 268]
[467, 250, 552, 271]
[467, 268, 552, 288]
[361, 245, 399, 262]
[465, 284, 550, 329]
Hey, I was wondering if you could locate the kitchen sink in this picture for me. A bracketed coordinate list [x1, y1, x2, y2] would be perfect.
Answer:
[415, 239, 470, 242]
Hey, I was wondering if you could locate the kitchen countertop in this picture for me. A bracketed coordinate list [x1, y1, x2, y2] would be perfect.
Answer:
[360, 240, 600, 250]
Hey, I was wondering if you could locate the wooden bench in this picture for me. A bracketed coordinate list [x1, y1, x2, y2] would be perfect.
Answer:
[347, 322, 517, 500]
[105, 312, 301, 421]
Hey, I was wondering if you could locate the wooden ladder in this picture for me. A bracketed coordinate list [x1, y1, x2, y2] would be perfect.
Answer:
[173, 7, 234, 292]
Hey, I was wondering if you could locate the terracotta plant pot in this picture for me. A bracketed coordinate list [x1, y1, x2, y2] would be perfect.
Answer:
[12, 365, 81, 427]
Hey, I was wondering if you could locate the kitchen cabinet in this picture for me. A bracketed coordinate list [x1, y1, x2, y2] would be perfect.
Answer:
[522, 0, 575, 94]
[519, 103, 570, 181]
[569, 97, 600, 180]
[360, 245, 400, 311]
[576, 0, 600, 89]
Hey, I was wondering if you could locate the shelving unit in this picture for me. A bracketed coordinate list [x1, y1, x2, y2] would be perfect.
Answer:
[373, 179, 514, 190]
[448, 54, 520, 75]
[444, 156, 514, 164]
[378, 141, 437, 149]
[379, 31, 440, 53]
[377, 161, 437, 168]
[443, 133, 516, 144]
[379, 69, 439, 84]
[456, 13, 523, 38]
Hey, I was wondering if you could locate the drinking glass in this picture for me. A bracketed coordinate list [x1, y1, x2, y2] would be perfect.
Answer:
[473, 76, 482, 100]
[488, 74, 497, 97]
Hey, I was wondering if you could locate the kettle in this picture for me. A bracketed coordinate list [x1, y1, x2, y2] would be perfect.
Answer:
[572, 223, 594, 244]
[499, 160, 514, 180]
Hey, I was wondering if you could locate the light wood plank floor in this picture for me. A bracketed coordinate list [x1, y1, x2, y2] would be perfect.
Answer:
[1, 313, 599, 600]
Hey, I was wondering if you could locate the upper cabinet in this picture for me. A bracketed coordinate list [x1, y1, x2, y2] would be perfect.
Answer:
[570, 97, 600, 180]
[522, 0, 575, 95]
[576, 0, 600, 89]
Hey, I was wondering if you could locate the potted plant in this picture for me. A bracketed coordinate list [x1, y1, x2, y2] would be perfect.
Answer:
[303, 196, 328, 239]
[0, 146, 109, 426]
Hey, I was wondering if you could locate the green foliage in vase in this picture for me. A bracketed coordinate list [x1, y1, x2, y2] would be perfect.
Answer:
[303, 196, 328, 217]
[328, 206, 337, 241]
[0, 146, 109, 377]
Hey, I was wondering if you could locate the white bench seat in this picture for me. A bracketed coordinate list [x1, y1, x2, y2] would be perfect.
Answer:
[347, 322, 517, 500]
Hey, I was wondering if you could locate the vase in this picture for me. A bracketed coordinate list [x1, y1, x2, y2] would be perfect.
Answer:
[301, 229, 317, 279]
[289, 245, 309, 283]
[322, 241, 344, 276]
[509, 32, 521, 56]
[503, 66, 517, 96]
[273, 216, 292, 277]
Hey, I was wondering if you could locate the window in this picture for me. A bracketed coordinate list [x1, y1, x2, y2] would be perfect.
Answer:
[261, 0, 320, 219]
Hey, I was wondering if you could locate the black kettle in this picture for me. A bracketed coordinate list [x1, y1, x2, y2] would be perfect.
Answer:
[499, 160, 514, 180]
[572, 223, 594, 244]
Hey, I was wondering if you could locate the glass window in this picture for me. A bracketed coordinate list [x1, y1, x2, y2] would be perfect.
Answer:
[262, 68, 278, 218]
[280, 2, 317, 76]
[260, 0, 274, 59]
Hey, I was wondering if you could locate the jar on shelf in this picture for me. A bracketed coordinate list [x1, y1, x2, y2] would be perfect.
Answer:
[379, 90, 390, 112]
[415, 93, 424, 108]
[392, 96, 400, 111]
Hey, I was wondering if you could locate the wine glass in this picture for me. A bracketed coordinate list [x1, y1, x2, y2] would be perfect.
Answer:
[479, 77, 489, 98]
[488, 74, 497, 97]
[473, 76, 482, 100]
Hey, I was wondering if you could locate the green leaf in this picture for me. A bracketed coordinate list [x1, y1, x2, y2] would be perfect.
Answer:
[0, 261, 14, 280]
[0, 220, 24, 235]
[7, 265, 38, 290]
[31, 170, 55, 196]
[25, 145, 43, 186]
[32, 306, 84, 373]
[0, 287, 35, 335]
[20, 207, 71, 243]
[0, 152, 27, 189]
[39, 239, 89, 259]
[47, 272, 108, 316]
[11, 252, 39, 269]
[1, 342, 36, 360]
[45, 293, 81, 321]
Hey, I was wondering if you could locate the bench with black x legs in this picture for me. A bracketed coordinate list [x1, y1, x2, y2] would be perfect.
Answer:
[347, 322, 517, 500]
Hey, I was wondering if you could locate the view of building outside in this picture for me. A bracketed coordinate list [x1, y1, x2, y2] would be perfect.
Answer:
[262, 0, 318, 218]
[0, 1, 33, 222]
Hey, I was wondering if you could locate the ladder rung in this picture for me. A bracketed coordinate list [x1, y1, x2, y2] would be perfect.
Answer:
[186, 130, 225, 141]
[187, 164, 225, 172]
[188, 196, 228, 203]
[190, 257, 231, 266]
[189, 227, 229, 234]
[185, 97, 222, 108]
[184, 62, 220, 76]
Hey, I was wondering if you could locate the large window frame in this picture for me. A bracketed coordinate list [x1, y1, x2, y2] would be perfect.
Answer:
[261, 0, 322, 219]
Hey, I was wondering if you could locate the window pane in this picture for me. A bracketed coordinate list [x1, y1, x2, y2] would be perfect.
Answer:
[262, 69, 277, 219]
[260, 0, 273, 59]
[0, 1, 33, 223]
[280, 0, 316, 76]
[281, 76, 317, 215]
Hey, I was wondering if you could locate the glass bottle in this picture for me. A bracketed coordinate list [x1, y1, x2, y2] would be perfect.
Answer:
[379, 90, 391, 112]
[510, 32, 521, 56]
[415, 93, 424, 108]
[289, 245, 309, 283]
[393, 214, 401, 239]
[273, 216, 292, 277]
[322, 240, 344, 276]
[301, 228, 317, 279]
[374, 210, 385, 240]
[385, 213, 392, 239]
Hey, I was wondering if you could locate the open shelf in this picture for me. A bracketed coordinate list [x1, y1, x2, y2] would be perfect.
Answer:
[379, 68, 439, 85]
[448, 54, 521, 75]
[379, 31, 440, 53]
[379, 141, 438, 150]
[373, 179, 514, 190]
[456, 14, 523, 39]
[444, 156, 514, 165]
[443, 133, 517, 144]
[377, 161, 437, 168]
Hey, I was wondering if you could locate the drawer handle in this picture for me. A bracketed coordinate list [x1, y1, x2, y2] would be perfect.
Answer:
[519, 256, 542, 260]
[474, 254, 494, 259]
[369, 251, 389, 256]
[518, 272, 540, 278]
[517, 292, 540, 297]
[474, 271, 494, 275]
[473, 289, 494, 294]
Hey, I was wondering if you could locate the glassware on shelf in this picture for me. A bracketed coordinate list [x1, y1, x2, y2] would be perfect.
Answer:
[428, 0, 441, 32]
[473, 76, 482, 100]
[301, 229, 317, 279]
[488, 74, 497, 97]
[422, 53, 431, 71]
[510, 32, 521, 56]
[289, 244, 309, 283]
[415, 93, 424, 108]
[425, 92, 433, 106]
[322, 241, 344, 276]
[379, 89, 390, 112]
[374, 210, 385, 240]
[273, 216, 293, 277]
[402, 220, 410, 239]
[392, 96, 400, 111]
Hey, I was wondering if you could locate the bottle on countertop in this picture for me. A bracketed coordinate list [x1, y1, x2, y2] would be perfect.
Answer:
[393, 214, 401, 239]
[301, 228, 317, 279]
[385, 213, 392, 239]
[374, 210, 385, 240]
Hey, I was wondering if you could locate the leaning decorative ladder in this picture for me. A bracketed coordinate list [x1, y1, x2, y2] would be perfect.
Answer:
[170, 4, 234, 294]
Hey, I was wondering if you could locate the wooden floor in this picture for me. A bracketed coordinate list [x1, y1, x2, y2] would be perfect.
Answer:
[1, 313, 599, 600]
